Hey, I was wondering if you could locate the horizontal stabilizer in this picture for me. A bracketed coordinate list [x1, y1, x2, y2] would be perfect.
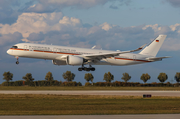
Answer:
[146, 56, 171, 61]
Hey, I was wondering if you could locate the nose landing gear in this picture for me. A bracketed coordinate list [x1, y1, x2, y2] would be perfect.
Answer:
[16, 57, 19, 64]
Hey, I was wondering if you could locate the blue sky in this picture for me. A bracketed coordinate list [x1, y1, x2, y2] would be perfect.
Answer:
[1, 0, 180, 84]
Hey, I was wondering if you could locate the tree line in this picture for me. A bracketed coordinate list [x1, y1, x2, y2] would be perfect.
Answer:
[1, 71, 180, 86]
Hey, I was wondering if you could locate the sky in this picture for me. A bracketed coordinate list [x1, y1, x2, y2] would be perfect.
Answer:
[1, 0, 180, 84]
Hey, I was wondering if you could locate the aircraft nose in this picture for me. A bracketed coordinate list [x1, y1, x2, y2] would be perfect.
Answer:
[7, 49, 10, 54]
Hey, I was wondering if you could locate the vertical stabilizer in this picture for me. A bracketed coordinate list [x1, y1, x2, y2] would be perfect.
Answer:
[139, 35, 167, 57]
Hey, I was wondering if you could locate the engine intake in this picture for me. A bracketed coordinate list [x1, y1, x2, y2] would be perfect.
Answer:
[66, 55, 85, 66]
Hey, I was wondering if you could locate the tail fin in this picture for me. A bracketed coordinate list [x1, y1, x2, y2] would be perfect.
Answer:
[139, 35, 167, 57]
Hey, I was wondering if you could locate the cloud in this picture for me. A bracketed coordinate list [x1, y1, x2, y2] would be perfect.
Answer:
[0, 0, 21, 24]
[1, 12, 180, 52]
[166, 0, 180, 7]
[25, 0, 110, 12]
[100, 22, 112, 31]
[59, 16, 81, 26]
[0, 32, 22, 45]
[0, 0, 133, 25]
[0, 12, 63, 41]
[24, 0, 132, 13]
[162, 37, 180, 51]
[27, 32, 45, 42]
[119, 0, 131, 6]
[170, 23, 180, 32]
[39, 0, 109, 9]
[25, 3, 56, 13]
[0, 0, 132, 26]
[109, 5, 119, 9]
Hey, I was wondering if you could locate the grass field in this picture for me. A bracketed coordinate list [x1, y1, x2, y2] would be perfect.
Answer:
[0, 94, 180, 115]
[0, 86, 180, 90]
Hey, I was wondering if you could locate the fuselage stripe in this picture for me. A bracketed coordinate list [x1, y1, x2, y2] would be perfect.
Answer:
[9, 48, 151, 62]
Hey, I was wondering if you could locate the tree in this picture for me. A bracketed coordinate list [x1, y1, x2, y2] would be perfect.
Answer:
[3, 71, 13, 82]
[158, 73, 168, 83]
[175, 72, 180, 83]
[22, 73, 34, 82]
[121, 73, 131, 83]
[103, 72, 114, 83]
[45, 71, 53, 81]
[84, 73, 94, 83]
[140, 73, 151, 83]
[62, 71, 75, 82]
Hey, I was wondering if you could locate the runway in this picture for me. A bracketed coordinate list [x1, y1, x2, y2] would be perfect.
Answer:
[0, 90, 180, 96]
[0, 114, 180, 119]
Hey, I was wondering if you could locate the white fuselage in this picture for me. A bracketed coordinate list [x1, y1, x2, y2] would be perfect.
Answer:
[7, 43, 152, 66]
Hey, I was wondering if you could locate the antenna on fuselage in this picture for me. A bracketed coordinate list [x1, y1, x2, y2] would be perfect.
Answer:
[91, 45, 96, 49]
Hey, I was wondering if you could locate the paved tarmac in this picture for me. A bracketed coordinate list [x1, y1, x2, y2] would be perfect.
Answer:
[0, 90, 180, 96]
[0, 114, 180, 119]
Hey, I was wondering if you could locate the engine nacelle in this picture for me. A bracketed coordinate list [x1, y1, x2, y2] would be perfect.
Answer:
[66, 55, 84, 66]
[52, 60, 67, 65]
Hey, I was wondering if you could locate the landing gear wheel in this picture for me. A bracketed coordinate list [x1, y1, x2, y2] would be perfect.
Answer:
[90, 67, 95, 71]
[85, 68, 90, 72]
[16, 61, 19, 64]
[78, 64, 95, 71]
[15, 57, 19, 65]
[78, 68, 82, 71]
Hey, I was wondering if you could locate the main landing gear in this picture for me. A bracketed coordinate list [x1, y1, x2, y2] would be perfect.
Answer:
[78, 65, 95, 71]
[16, 57, 19, 64]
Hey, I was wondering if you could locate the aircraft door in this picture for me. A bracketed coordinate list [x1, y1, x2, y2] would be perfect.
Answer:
[24, 45, 27, 51]
[29, 46, 34, 51]
[133, 55, 136, 61]
[53, 47, 57, 53]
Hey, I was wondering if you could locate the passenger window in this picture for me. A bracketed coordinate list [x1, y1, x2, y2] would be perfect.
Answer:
[12, 46, 18, 49]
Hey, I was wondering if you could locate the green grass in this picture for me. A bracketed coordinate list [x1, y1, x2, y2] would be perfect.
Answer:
[0, 94, 180, 115]
[0, 86, 180, 90]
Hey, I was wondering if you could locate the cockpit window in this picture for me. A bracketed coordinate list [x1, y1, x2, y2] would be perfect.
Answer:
[12, 46, 18, 49]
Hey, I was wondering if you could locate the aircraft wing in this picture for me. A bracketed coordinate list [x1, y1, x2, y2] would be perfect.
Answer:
[146, 56, 171, 61]
[83, 44, 146, 60]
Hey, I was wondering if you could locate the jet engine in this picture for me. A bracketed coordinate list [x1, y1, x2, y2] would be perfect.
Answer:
[66, 55, 85, 66]
[52, 60, 67, 65]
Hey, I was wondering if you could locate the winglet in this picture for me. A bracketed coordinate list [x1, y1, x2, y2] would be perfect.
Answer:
[91, 45, 96, 49]
[139, 44, 147, 50]
[118, 44, 146, 54]
[130, 44, 146, 52]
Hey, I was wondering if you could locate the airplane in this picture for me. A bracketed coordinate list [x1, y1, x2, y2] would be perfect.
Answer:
[7, 34, 170, 71]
